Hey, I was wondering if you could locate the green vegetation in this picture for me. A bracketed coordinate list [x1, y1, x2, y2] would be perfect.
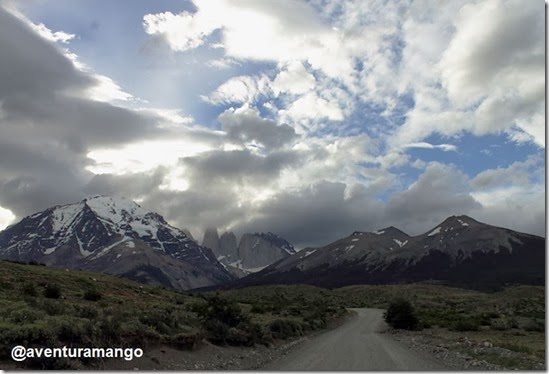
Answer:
[384, 299, 418, 330]
[0, 260, 544, 370]
[0, 261, 348, 369]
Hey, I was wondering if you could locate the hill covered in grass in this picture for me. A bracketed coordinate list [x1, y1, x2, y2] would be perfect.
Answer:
[0, 260, 348, 369]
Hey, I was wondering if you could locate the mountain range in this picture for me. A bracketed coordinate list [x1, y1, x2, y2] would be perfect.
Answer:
[0, 196, 544, 292]
[235, 215, 545, 290]
[202, 228, 296, 275]
[0, 196, 234, 290]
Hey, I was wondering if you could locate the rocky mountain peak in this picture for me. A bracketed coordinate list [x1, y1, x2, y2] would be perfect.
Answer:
[0, 196, 234, 290]
[202, 228, 220, 255]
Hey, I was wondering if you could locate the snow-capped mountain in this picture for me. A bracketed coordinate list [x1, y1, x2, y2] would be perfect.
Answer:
[237, 215, 545, 290]
[0, 196, 234, 289]
[202, 229, 295, 276]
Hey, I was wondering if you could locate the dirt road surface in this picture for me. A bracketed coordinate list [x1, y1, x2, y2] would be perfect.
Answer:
[264, 308, 448, 371]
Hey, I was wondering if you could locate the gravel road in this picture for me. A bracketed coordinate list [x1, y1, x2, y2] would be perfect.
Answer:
[264, 308, 448, 371]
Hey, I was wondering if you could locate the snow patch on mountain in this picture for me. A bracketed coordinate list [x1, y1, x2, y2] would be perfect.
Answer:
[428, 227, 441, 236]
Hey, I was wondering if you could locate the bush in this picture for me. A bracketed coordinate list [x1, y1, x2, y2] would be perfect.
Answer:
[83, 288, 102, 301]
[269, 319, 303, 339]
[523, 319, 544, 332]
[39, 299, 66, 315]
[169, 331, 203, 350]
[98, 314, 122, 343]
[74, 304, 99, 319]
[203, 319, 229, 344]
[8, 308, 46, 324]
[452, 319, 480, 331]
[207, 296, 248, 327]
[44, 284, 61, 299]
[384, 299, 419, 330]
[490, 318, 512, 331]
[21, 281, 38, 297]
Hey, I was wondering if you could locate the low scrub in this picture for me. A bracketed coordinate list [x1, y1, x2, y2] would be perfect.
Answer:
[269, 319, 304, 339]
[384, 299, 419, 330]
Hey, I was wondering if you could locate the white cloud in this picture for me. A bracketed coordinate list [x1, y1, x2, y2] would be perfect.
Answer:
[204, 75, 270, 105]
[143, 10, 220, 51]
[439, 0, 544, 145]
[0, 205, 15, 230]
[403, 142, 458, 152]
[279, 91, 344, 123]
[470, 155, 543, 190]
[271, 61, 316, 96]
[86, 138, 214, 175]
[29, 22, 75, 44]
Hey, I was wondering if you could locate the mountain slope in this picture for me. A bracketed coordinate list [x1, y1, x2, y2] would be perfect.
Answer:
[237, 216, 545, 290]
[0, 196, 234, 289]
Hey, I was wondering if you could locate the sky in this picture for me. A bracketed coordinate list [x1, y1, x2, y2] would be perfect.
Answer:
[0, 0, 545, 249]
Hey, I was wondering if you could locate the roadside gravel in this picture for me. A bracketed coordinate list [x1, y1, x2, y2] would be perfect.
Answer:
[387, 329, 545, 370]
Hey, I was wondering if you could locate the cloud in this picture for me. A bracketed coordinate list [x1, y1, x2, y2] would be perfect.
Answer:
[0, 7, 181, 218]
[470, 154, 543, 190]
[385, 162, 482, 233]
[403, 142, 458, 152]
[439, 0, 544, 145]
[180, 148, 300, 188]
[279, 91, 345, 123]
[235, 181, 384, 248]
[271, 60, 316, 96]
[204, 75, 270, 105]
[219, 105, 298, 150]
[29, 22, 75, 43]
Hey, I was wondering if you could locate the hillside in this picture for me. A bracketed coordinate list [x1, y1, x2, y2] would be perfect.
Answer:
[0, 259, 347, 369]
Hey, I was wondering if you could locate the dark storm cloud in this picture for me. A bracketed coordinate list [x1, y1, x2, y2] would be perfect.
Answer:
[140, 188, 248, 236]
[180, 149, 301, 186]
[0, 8, 91, 97]
[219, 107, 298, 150]
[0, 7, 169, 219]
[84, 168, 168, 198]
[385, 162, 482, 234]
[234, 181, 385, 249]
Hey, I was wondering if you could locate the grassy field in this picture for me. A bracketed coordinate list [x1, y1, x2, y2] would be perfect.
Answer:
[0, 260, 545, 369]
[0, 260, 348, 369]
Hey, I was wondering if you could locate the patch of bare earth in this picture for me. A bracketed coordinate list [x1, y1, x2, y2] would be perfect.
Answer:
[386, 328, 545, 370]
[98, 338, 305, 370]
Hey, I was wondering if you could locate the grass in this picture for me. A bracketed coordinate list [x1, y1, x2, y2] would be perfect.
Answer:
[0, 260, 544, 370]
[0, 260, 349, 369]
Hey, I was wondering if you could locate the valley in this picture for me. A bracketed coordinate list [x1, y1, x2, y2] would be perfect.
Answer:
[0, 260, 544, 370]
[0, 196, 545, 370]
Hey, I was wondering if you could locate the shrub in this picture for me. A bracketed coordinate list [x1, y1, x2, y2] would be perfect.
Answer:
[8, 308, 46, 324]
[452, 319, 480, 331]
[384, 299, 419, 330]
[269, 319, 303, 339]
[491, 318, 513, 331]
[205, 295, 248, 327]
[523, 319, 544, 332]
[21, 281, 38, 297]
[203, 319, 229, 344]
[98, 314, 122, 343]
[39, 299, 66, 315]
[74, 304, 99, 319]
[169, 331, 203, 350]
[44, 284, 61, 299]
[83, 288, 102, 301]
[53, 317, 87, 344]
